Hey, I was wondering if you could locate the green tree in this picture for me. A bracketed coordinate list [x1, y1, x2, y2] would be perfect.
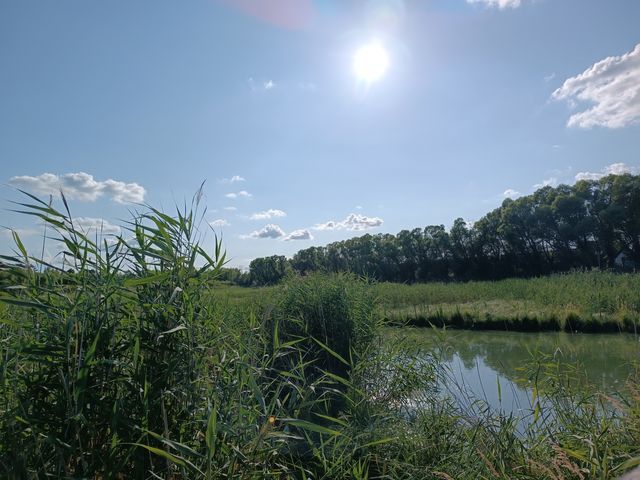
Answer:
[249, 255, 291, 285]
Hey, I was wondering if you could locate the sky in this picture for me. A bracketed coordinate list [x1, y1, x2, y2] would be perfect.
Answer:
[1, 0, 639, 269]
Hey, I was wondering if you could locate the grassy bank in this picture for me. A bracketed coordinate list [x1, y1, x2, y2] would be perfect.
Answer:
[1, 193, 640, 478]
[214, 272, 640, 333]
[376, 272, 640, 333]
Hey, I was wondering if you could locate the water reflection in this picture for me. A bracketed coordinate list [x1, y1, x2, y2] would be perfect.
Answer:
[389, 328, 640, 415]
[444, 353, 531, 417]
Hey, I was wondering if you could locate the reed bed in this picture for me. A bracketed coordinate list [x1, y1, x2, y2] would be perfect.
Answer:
[376, 273, 640, 332]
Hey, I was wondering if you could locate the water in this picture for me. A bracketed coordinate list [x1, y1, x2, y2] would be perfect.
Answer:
[390, 328, 640, 417]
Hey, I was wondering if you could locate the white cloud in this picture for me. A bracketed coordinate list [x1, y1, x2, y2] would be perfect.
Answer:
[224, 206, 237, 211]
[242, 224, 286, 239]
[533, 177, 558, 189]
[248, 77, 276, 92]
[604, 163, 635, 175]
[575, 172, 604, 182]
[467, 0, 523, 9]
[343, 213, 383, 230]
[314, 213, 384, 231]
[552, 43, 640, 128]
[102, 179, 146, 204]
[225, 190, 252, 199]
[283, 229, 313, 241]
[249, 209, 286, 220]
[503, 189, 521, 199]
[209, 219, 230, 228]
[74, 217, 121, 235]
[9, 172, 146, 204]
[544, 72, 556, 83]
[575, 162, 638, 181]
[1, 227, 40, 239]
[315, 220, 338, 231]
[241, 223, 313, 241]
[219, 175, 245, 184]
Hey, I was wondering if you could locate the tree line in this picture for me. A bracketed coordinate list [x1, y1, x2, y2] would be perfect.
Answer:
[226, 173, 640, 286]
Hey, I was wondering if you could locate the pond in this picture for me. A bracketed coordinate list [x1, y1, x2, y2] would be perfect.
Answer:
[389, 328, 640, 417]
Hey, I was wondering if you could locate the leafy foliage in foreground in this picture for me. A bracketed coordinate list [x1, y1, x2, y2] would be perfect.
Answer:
[1, 190, 639, 478]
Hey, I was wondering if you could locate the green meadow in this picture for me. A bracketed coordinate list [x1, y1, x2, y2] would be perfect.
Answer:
[215, 271, 640, 333]
[376, 272, 640, 332]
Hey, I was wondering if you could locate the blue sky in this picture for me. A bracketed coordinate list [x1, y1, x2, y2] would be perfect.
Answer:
[1, 0, 639, 269]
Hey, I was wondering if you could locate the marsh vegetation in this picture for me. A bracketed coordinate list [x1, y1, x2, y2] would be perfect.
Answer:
[1, 191, 639, 478]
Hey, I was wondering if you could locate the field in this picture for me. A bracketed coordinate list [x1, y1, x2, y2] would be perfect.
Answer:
[214, 271, 640, 333]
[1, 197, 640, 478]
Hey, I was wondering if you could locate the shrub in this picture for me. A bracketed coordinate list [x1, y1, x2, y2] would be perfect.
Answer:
[271, 273, 380, 381]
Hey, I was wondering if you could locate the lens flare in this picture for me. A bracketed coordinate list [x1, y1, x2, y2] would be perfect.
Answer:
[353, 42, 389, 83]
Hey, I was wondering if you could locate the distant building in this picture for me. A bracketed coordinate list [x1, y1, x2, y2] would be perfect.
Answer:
[614, 251, 637, 271]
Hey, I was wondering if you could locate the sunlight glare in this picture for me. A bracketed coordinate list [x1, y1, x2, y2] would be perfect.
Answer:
[353, 42, 389, 83]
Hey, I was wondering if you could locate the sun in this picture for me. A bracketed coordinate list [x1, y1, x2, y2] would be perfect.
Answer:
[353, 42, 389, 83]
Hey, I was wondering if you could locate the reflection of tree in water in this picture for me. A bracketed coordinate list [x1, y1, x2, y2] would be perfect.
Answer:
[396, 329, 638, 392]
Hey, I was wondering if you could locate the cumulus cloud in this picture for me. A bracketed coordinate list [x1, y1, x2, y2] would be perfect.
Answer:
[74, 217, 121, 235]
[575, 162, 638, 181]
[9, 172, 145, 204]
[503, 189, 521, 199]
[250, 209, 286, 220]
[315, 220, 338, 231]
[283, 229, 313, 241]
[467, 0, 523, 9]
[533, 177, 559, 190]
[241, 223, 313, 241]
[219, 175, 245, 184]
[102, 179, 146, 203]
[242, 224, 286, 239]
[209, 219, 230, 228]
[225, 190, 252, 199]
[552, 43, 640, 128]
[343, 214, 383, 230]
[314, 213, 384, 231]
[224, 206, 237, 211]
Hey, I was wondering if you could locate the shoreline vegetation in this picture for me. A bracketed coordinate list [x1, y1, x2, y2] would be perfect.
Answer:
[215, 272, 640, 334]
[378, 272, 640, 333]
[1, 190, 640, 478]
